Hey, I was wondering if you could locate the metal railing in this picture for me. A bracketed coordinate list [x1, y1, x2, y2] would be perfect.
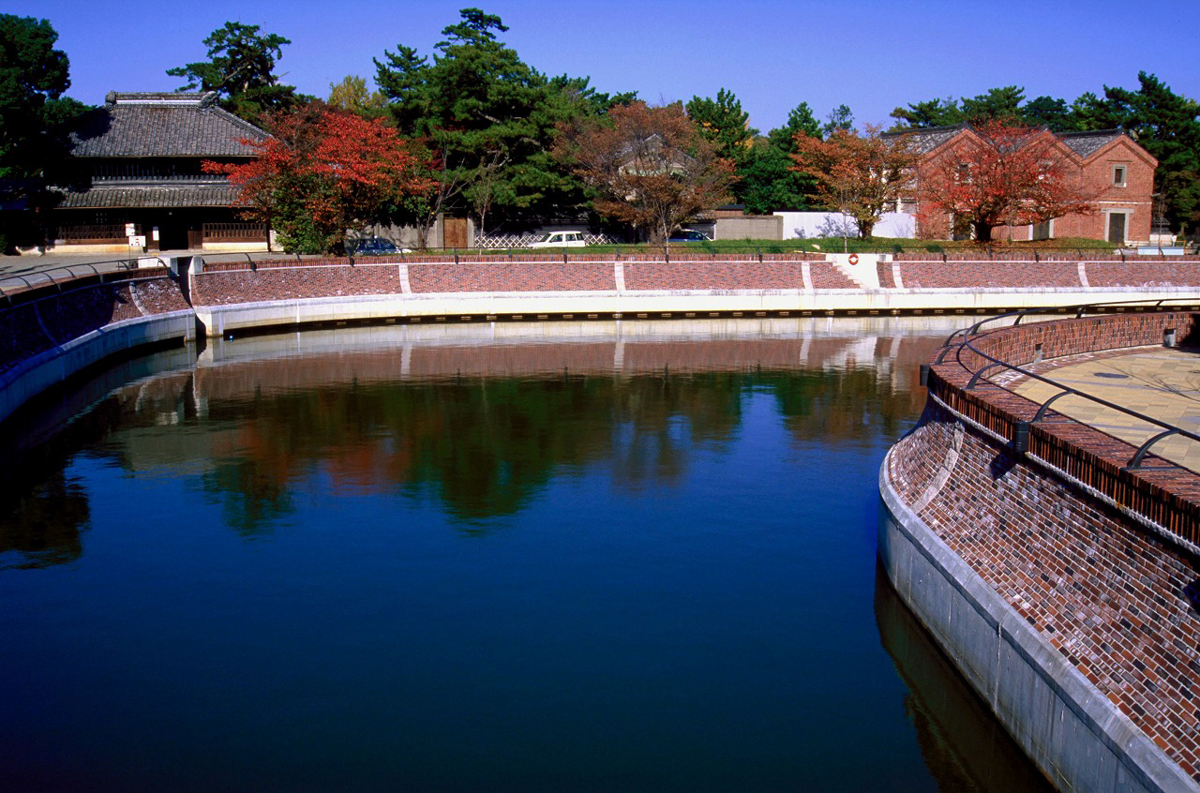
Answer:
[931, 298, 1200, 471]
[0, 257, 169, 304]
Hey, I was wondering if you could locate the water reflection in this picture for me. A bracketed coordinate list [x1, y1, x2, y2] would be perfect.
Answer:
[0, 318, 950, 553]
[0, 472, 89, 569]
[874, 565, 1056, 792]
[0, 316, 1061, 790]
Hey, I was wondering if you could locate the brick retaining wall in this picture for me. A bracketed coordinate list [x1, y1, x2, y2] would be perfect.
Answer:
[0, 276, 190, 375]
[0, 274, 193, 422]
[881, 310, 1200, 791]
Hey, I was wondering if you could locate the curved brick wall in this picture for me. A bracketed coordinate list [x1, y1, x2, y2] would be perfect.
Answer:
[1, 276, 190, 374]
[881, 311, 1200, 792]
[0, 273, 193, 422]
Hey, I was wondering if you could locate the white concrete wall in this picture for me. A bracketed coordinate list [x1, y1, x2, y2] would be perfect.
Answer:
[775, 211, 916, 240]
[192, 285, 1200, 337]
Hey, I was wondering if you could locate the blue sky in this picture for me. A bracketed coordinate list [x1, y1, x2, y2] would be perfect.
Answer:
[16, 0, 1200, 132]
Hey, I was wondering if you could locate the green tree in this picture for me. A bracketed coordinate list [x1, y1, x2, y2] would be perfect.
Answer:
[327, 75, 386, 118]
[739, 102, 821, 214]
[822, 104, 854, 137]
[1023, 95, 1078, 131]
[0, 15, 87, 251]
[960, 85, 1025, 123]
[374, 8, 597, 241]
[686, 88, 757, 165]
[167, 22, 298, 120]
[890, 97, 963, 129]
[1084, 73, 1200, 233]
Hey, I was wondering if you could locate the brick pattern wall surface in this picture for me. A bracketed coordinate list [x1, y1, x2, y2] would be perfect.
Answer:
[888, 404, 1200, 781]
[131, 278, 192, 314]
[192, 255, 1200, 302]
[0, 303, 54, 374]
[622, 261, 803, 291]
[930, 313, 1200, 541]
[877, 261, 896, 289]
[1085, 263, 1200, 288]
[809, 261, 859, 289]
[0, 276, 188, 375]
[408, 262, 615, 293]
[897, 261, 1083, 289]
[192, 266, 402, 306]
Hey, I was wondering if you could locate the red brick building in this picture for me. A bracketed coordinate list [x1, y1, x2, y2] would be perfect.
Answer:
[902, 125, 1158, 245]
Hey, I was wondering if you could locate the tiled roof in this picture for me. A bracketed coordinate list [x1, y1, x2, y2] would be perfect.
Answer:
[1057, 129, 1126, 158]
[885, 124, 968, 154]
[70, 92, 268, 158]
[56, 184, 239, 208]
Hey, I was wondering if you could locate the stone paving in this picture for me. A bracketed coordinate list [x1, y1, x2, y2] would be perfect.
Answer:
[1013, 346, 1200, 473]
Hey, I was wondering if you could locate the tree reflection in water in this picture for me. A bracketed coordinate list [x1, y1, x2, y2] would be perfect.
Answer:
[0, 322, 941, 547]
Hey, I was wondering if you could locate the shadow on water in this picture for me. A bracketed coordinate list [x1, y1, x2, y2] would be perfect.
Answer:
[0, 344, 196, 569]
[874, 564, 1055, 793]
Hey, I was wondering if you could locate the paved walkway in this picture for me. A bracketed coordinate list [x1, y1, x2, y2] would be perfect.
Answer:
[1013, 346, 1200, 473]
[0, 249, 285, 295]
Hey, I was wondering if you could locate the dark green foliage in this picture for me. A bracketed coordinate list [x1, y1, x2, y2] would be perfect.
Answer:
[0, 15, 75, 180]
[890, 97, 963, 129]
[0, 15, 90, 251]
[373, 8, 603, 236]
[1089, 73, 1200, 232]
[167, 22, 299, 120]
[738, 102, 822, 214]
[822, 104, 854, 137]
[686, 88, 757, 165]
[1022, 96, 1078, 132]
[960, 86, 1025, 123]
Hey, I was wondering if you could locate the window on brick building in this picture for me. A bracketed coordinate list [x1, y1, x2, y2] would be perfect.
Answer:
[1033, 219, 1052, 240]
[1112, 164, 1127, 187]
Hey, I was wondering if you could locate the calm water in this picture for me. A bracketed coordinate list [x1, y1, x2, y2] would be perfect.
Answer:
[0, 319, 1053, 792]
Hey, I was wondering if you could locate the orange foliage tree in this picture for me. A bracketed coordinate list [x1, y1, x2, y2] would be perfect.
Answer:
[790, 124, 918, 239]
[205, 103, 433, 253]
[917, 120, 1095, 242]
[554, 101, 736, 243]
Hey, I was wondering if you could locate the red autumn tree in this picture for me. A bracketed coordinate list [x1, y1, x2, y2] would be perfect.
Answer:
[790, 124, 918, 239]
[916, 120, 1096, 243]
[205, 103, 433, 253]
[554, 101, 736, 243]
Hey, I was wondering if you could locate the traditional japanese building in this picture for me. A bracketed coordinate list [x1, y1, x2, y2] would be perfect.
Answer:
[51, 92, 269, 253]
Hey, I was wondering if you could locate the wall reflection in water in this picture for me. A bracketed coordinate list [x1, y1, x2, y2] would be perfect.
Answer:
[875, 565, 1055, 792]
[1, 317, 944, 555]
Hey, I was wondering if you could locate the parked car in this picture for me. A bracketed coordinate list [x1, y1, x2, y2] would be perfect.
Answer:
[668, 229, 710, 242]
[528, 231, 588, 248]
[348, 237, 407, 255]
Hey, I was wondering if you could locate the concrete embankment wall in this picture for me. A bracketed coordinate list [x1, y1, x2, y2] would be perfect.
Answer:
[879, 312, 1200, 792]
[0, 273, 194, 424]
[189, 254, 1200, 338]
